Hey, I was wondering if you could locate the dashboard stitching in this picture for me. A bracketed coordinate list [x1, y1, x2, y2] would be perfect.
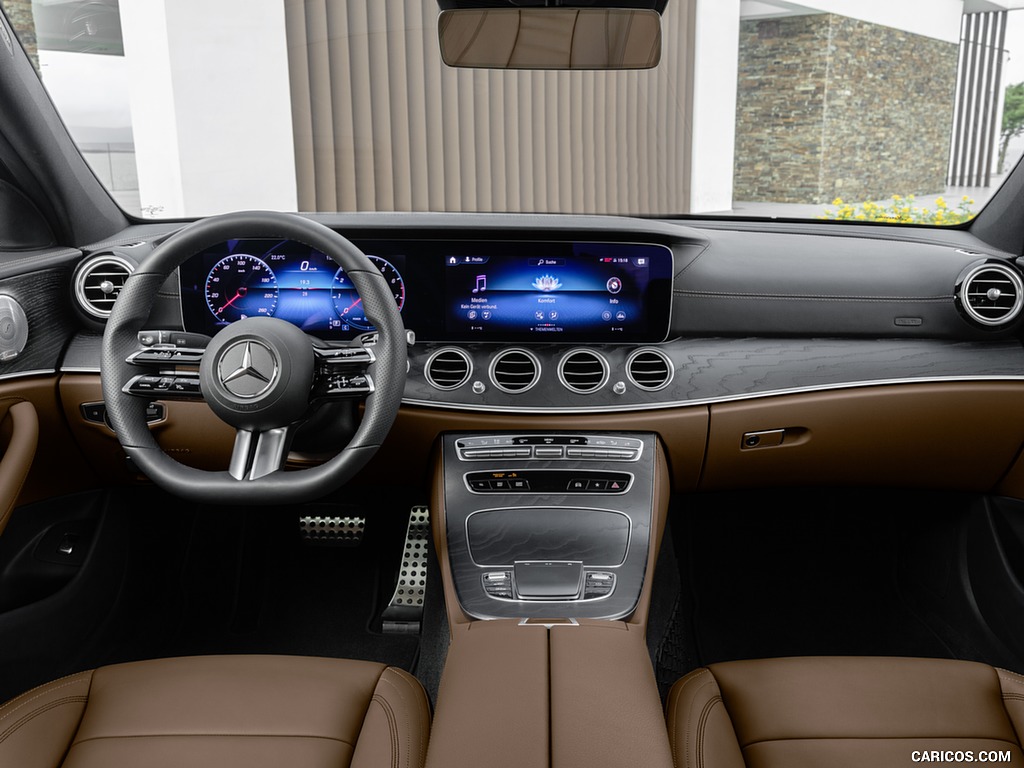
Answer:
[674, 291, 950, 303]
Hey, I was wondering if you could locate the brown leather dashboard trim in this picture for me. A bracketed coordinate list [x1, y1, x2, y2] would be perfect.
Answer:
[701, 382, 1024, 492]
[0, 401, 38, 537]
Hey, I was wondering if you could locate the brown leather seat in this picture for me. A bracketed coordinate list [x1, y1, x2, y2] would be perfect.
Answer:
[667, 657, 1024, 768]
[0, 654, 430, 768]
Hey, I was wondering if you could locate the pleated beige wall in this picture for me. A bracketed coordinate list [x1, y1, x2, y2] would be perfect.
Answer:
[284, 0, 694, 215]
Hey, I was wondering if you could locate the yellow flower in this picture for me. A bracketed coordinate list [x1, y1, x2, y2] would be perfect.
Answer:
[832, 197, 843, 206]
[935, 197, 946, 208]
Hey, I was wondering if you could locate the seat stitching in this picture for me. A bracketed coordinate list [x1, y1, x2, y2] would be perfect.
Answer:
[70, 732, 358, 747]
[741, 736, 1023, 748]
[998, 669, 1024, 686]
[0, 674, 91, 725]
[695, 696, 723, 768]
[0, 696, 87, 743]
[670, 670, 711, 768]
[1004, 694, 1024, 701]
[370, 697, 399, 768]
[378, 672, 412, 768]
[684, 679, 717, 768]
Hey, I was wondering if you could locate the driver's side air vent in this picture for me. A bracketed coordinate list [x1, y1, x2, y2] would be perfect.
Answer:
[958, 263, 1024, 327]
[626, 348, 674, 391]
[73, 254, 134, 319]
[489, 348, 541, 393]
[425, 347, 472, 390]
[558, 349, 608, 394]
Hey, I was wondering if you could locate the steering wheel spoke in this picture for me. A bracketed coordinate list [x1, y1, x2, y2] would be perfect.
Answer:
[229, 426, 293, 480]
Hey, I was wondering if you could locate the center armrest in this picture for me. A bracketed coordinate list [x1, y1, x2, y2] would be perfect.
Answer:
[425, 619, 673, 768]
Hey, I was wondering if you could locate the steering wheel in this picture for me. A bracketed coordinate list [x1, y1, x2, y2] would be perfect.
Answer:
[100, 211, 407, 505]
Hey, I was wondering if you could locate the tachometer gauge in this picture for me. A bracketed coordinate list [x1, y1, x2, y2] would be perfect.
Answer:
[331, 256, 405, 331]
[205, 254, 279, 323]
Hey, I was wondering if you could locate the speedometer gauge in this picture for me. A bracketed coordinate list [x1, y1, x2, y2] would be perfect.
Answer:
[331, 256, 405, 331]
[205, 254, 279, 323]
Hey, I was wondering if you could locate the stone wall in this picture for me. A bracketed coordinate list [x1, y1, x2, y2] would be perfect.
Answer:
[734, 14, 959, 205]
[3, 0, 38, 71]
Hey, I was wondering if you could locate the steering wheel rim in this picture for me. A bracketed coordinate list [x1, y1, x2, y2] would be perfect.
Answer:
[100, 211, 406, 505]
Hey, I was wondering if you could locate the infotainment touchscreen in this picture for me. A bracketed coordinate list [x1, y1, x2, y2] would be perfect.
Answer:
[442, 242, 672, 341]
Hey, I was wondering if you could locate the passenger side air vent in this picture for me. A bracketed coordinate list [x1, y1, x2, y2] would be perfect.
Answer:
[958, 263, 1024, 327]
[425, 347, 472, 390]
[489, 348, 541, 393]
[73, 255, 134, 319]
[557, 349, 608, 394]
[626, 348, 674, 391]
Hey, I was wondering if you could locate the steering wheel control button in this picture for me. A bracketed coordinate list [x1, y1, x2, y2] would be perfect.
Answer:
[218, 340, 278, 399]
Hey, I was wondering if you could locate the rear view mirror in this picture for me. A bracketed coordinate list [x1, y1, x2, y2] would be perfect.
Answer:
[438, 8, 662, 70]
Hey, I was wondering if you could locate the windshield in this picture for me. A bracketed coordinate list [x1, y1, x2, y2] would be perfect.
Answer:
[4, 0, 1024, 225]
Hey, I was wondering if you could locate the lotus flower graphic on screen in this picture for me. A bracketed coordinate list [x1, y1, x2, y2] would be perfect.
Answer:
[532, 274, 563, 292]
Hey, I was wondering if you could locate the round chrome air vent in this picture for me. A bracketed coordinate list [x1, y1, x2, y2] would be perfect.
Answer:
[73, 254, 134, 319]
[626, 348, 674, 391]
[957, 263, 1024, 327]
[425, 347, 472, 390]
[488, 348, 541, 393]
[557, 349, 609, 394]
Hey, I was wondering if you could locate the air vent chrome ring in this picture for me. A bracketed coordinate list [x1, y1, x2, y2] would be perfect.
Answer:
[488, 348, 541, 394]
[557, 348, 609, 394]
[626, 347, 674, 391]
[73, 254, 135, 319]
[424, 346, 473, 390]
[957, 262, 1024, 327]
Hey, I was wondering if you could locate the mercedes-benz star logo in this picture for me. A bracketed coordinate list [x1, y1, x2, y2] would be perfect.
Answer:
[218, 340, 278, 399]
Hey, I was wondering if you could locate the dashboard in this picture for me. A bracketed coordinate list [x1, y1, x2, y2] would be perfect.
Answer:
[177, 238, 674, 343]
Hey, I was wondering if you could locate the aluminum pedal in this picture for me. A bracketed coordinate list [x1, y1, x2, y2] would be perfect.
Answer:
[382, 505, 430, 634]
[298, 515, 365, 546]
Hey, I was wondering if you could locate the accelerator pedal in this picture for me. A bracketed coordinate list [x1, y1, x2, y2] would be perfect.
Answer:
[382, 505, 430, 634]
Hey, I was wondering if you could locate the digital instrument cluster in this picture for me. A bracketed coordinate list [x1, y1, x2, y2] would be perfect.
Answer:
[178, 238, 673, 342]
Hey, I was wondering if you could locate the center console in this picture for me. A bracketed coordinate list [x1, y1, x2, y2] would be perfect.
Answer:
[428, 432, 674, 767]
[440, 432, 660, 621]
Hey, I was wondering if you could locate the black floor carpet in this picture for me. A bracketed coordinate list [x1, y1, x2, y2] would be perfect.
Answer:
[79, 488, 422, 673]
[662, 489, 969, 676]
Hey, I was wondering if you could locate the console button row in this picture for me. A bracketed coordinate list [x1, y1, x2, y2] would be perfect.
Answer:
[565, 448, 637, 459]
[482, 570, 513, 599]
[584, 571, 616, 599]
[462, 448, 532, 459]
[481, 569, 615, 601]
[566, 478, 629, 492]
[469, 479, 530, 491]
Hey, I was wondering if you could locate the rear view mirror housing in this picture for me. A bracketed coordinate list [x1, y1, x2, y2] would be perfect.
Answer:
[438, 7, 662, 70]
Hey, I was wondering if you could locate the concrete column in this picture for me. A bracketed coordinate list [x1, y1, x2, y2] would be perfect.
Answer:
[688, 0, 741, 214]
[119, 0, 297, 217]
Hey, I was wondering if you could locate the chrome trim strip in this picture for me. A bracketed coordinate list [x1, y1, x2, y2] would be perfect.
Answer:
[53, 370, 1024, 411]
[401, 374, 1024, 414]
[0, 369, 57, 381]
